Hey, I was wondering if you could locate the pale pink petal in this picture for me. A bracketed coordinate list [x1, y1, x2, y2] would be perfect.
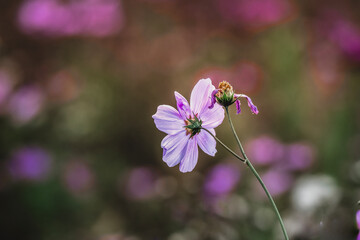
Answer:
[196, 128, 216, 156]
[190, 78, 215, 116]
[201, 103, 224, 129]
[179, 137, 199, 173]
[174, 91, 191, 120]
[162, 131, 189, 167]
[152, 105, 184, 135]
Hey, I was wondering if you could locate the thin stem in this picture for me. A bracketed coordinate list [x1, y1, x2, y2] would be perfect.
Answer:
[225, 109, 290, 240]
[201, 128, 245, 163]
[225, 106, 247, 160]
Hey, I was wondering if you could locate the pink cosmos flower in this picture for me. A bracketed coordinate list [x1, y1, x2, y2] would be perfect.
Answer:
[152, 78, 224, 173]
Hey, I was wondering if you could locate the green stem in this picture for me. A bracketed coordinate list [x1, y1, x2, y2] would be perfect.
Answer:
[201, 128, 245, 163]
[225, 108, 290, 240]
[225, 107, 248, 160]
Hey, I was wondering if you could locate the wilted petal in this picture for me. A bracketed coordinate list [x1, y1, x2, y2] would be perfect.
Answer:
[179, 137, 198, 173]
[209, 89, 219, 109]
[152, 105, 184, 135]
[162, 131, 188, 167]
[236, 94, 259, 114]
[190, 78, 215, 116]
[175, 91, 191, 120]
[196, 128, 216, 156]
[235, 99, 241, 114]
[201, 103, 224, 129]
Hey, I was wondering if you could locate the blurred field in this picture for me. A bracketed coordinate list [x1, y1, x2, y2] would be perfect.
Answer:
[0, 0, 359, 239]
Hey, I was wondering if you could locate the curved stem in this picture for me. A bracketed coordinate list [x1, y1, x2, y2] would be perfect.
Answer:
[201, 128, 245, 163]
[225, 108, 289, 240]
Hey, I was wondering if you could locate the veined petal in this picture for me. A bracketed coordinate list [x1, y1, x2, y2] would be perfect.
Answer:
[235, 94, 259, 114]
[152, 105, 184, 135]
[196, 128, 216, 156]
[162, 131, 188, 167]
[201, 103, 224, 129]
[174, 91, 191, 120]
[179, 137, 199, 173]
[190, 78, 215, 116]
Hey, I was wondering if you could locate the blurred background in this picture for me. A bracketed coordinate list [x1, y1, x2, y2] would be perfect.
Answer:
[0, 0, 359, 239]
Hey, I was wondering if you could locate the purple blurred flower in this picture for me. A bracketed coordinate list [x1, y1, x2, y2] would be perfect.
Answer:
[125, 167, 157, 200]
[357, 210, 360, 229]
[0, 71, 13, 106]
[358, 232, 360, 240]
[7, 86, 44, 124]
[283, 143, 315, 171]
[328, 19, 360, 62]
[259, 169, 293, 196]
[18, 0, 124, 37]
[217, 0, 295, 30]
[246, 136, 285, 166]
[204, 163, 241, 196]
[63, 161, 95, 195]
[8, 147, 52, 181]
[153, 78, 224, 173]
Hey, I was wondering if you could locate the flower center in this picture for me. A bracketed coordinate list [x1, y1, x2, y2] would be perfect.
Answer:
[215, 81, 235, 106]
[184, 115, 202, 138]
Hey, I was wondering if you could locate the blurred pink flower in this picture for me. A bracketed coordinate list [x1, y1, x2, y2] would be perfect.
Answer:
[259, 169, 293, 196]
[217, 0, 295, 30]
[18, 0, 124, 37]
[246, 136, 285, 166]
[153, 79, 224, 173]
[125, 167, 157, 200]
[8, 147, 52, 181]
[283, 143, 315, 171]
[315, 11, 360, 62]
[7, 86, 44, 124]
[63, 160, 95, 195]
[203, 163, 241, 196]
[357, 210, 360, 229]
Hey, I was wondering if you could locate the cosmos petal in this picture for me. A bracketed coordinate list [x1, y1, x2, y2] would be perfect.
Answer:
[162, 131, 189, 167]
[196, 128, 216, 156]
[175, 91, 191, 120]
[201, 103, 224, 129]
[152, 105, 184, 135]
[179, 137, 198, 173]
[190, 78, 215, 116]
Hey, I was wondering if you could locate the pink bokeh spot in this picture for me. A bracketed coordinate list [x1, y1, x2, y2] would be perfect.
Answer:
[204, 163, 241, 196]
[217, 0, 294, 30]
[18, 0, 125, 37]
[260, 169, 293, 196]
[7, 86, 44, 124]
[63, 161, 95, 195]
[246, 136, 285, 166]
[125, 167, 157, 200]
[8, 147, 52, 181]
